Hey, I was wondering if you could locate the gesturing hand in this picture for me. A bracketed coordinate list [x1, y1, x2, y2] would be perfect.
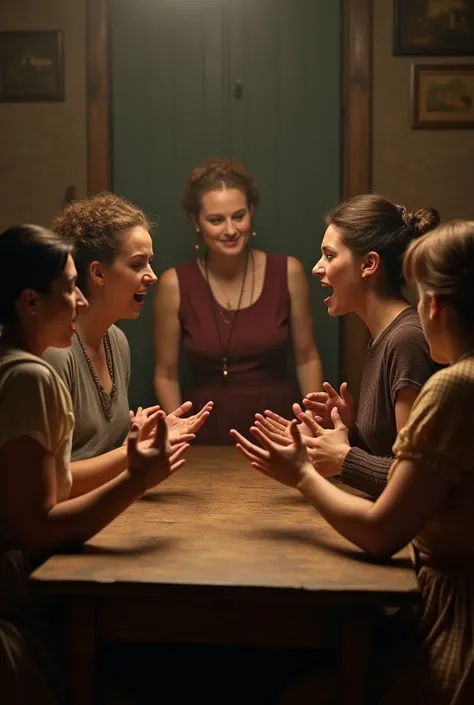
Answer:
[166, 401, 214, 444]
[256, 406, 319, 447]
[298, 407, 350, 478]
[303, 382, 354, 430]
[230, 420, 315, 490]
[128, 405, 161, 445]
[127, 411, 189, 492]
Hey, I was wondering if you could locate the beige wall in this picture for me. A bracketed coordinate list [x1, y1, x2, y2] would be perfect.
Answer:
[373, 1, 474, 220]
[0, 0, 87, 231]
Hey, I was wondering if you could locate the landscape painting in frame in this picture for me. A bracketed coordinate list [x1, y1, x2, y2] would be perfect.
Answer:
[0, 30, 64, 102]
[394, 0, 474, 55]
[412, 64, 474, 128]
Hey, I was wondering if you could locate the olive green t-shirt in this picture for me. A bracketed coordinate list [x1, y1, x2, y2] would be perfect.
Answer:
[43, 325, 131, 461]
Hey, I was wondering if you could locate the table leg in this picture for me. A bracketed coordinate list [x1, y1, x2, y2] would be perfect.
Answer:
[66, 598, 96, 705]
[341, 614, 372, 705]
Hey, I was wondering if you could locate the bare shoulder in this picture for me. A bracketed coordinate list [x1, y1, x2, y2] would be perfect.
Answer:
[154, 267, 180, 312]
[287, 255, 304, 276]
[158, 267, 179, 290]
[286, 256, 307, 295]
[156, 267, 179, 296]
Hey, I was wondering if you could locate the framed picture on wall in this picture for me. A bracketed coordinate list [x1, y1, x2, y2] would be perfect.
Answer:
[411, 63, 474, 127]
[394, 0, 474, 56]
[0, 30, 64, 102]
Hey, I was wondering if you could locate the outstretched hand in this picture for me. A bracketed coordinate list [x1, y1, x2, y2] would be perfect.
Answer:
[230, 420, 315, 490]
[255, 406, 319, 447]
[166, 401, 214, 443]
[127, 411, 190, 492]
[303, 382, 354, 430]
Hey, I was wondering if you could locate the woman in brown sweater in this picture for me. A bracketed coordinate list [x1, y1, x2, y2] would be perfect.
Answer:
[233, 218, 474, 704]
[261, 194, 440, 497]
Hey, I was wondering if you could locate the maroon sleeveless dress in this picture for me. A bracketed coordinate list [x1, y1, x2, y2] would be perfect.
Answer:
[175, 252, 300, 445]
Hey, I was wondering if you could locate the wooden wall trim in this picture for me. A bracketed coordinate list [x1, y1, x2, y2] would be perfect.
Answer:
[341, 0, 372, 400]
[86, 0, 110, 195]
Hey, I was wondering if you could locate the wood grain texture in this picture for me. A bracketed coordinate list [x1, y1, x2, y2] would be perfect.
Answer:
[31, 447, 417, 604]
[86, 0, 110, 194]
[31, 447, 417, 703]
[341, 0, 372, 402]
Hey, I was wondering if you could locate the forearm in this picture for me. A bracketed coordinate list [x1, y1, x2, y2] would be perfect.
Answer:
[341, 448, 392, 498]
[297, 466, 385, 556]
[69, 446, 128, 498]
[29, 471, 143, 552]
[296, 355, 323, 397]
[155, 374, 181, 414]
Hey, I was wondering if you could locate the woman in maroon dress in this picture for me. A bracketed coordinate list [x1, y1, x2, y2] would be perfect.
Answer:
[154, 158, 323, 444]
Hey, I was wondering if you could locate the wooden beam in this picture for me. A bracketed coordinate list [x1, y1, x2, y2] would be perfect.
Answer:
[86, 0, 110, 195]
[341, 0, 372, 401]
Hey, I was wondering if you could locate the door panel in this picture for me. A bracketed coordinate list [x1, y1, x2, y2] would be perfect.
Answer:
[111, 0, 341, 408]
[226, 0, 341, 383]
[111, 0, 228, 406]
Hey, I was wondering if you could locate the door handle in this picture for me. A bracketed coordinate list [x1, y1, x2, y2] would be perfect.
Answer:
[234, 80, 243, 100]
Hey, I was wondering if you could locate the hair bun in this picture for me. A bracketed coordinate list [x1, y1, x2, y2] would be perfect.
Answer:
[406, 207, 440, 238]
[182, 157, 260, 216]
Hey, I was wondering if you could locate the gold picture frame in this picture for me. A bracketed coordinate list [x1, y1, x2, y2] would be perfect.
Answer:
[411, 63, 474, 128]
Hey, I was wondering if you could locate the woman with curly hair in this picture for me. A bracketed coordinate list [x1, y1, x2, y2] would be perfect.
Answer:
[44, 193, 211, 486]
[154, 158, 323, 444]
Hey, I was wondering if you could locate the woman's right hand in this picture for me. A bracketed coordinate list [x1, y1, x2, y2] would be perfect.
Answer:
[126, 411, 189, 492]
[303, 382, 355, 430]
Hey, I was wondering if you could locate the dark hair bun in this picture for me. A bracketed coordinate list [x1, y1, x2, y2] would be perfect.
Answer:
[406, 207, 440, 238]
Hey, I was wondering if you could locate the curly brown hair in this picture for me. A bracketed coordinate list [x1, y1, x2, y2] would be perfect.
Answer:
[181, 157, 260, 217]
[52, 192, 150, 294]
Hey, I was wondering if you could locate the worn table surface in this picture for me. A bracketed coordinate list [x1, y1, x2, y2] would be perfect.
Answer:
[31, 446, 418, 605]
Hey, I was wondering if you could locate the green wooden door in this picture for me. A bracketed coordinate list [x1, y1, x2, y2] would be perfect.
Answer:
[110, 0, 341, 409]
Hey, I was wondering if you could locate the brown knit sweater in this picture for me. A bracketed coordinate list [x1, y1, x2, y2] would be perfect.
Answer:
[341, 307, 437, 498]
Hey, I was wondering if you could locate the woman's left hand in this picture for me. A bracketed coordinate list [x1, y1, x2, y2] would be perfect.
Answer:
[298, 407, 351, 478]
[166, 400, 214, 443]
[230, 420, 315, 490]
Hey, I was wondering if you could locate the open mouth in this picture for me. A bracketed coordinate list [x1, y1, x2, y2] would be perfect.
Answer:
[133, 293, 146, 303]
[321, 281, 333, 306]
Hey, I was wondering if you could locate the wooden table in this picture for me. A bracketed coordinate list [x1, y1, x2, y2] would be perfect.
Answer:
[31, 447, 419, 704]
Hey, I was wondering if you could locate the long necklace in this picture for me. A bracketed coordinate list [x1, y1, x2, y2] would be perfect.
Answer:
[204, 249, 251, 378]
[75, 331, 117, 420]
